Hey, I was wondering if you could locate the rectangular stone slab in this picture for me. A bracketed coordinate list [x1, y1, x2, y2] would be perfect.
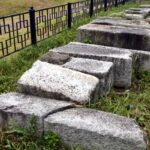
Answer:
[0, 92, 75, 134]
[17, 60, 100, 104]
[52, 42, 132, 88]
[62, 57, 114, 95]
[92, 17, 150, 29]
[77, 23, 150, 51]
[44, 108, 147, 150]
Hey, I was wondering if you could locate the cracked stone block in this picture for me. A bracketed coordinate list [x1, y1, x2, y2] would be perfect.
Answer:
[52, 42, 132, 88]
[0, 92, 75, 134]
[77, 22, 150, 51]
[39, 51, 70, 65]
[62, 57, 114, 95]
[44, 108, 147, 150]
[92, 17, 150, 29]
[17, 61, 100, 104]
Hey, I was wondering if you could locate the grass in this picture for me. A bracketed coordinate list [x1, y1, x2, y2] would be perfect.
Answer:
[0, 1, 150, 149]
[0, 0, 77, 16]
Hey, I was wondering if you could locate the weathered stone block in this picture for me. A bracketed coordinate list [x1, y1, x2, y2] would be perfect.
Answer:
[77, 22, 150, 51]
[52, 42, 132, 87]
[17, 61, 100, 104]
[0, 92, 75, 133]
[92, 17, 150, 29]
[62, 57, 114, 94]
[44, 108, 147, 150]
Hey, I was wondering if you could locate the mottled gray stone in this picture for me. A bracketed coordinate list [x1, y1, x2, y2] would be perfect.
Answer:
[39, 51, 70, 65]
[77, 23, 150, 51]
[0, 92, 75, 133]
[44, 108, 147, 150]
[125, 8, 150, 15]
[17, 61, 100, 104]
[123, 7, 150, 19]
[92, 17, 150, 29]
[62, 57, 114, 94]
[140, 5, 150, 8]
[120, 49, 150, 71]
[52, 42, 132, 88]
[146, 16, 150, 23]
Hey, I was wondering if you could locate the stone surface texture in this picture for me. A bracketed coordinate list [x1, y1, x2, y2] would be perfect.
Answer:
[62, 57, 114, 94]
[52, 42, 132, 87]
[77, 23, 150, 51]
[39, 51, 70, 65]
[92, 17, 150, 29]
[0, 92, 75, 133]
[44, 108, 147, 150]
[17, 60, 100, 104]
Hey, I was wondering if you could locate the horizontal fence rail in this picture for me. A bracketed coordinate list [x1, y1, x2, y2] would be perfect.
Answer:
[0, 0, 127, 59]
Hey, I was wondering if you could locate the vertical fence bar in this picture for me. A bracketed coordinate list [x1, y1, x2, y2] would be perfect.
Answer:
[29, 7, 37, 45]
[90, 0, 94, 17]
[67, 3, 72, 28]
[115, 0, 118, 7]
[104, 0, 107, 11]
[122, 0, 125, 5]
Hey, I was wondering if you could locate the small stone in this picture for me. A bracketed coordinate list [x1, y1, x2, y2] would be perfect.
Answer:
[39, 51, 70, 65]
[44, 108, 147, 150]
[17, 61, 100, 104]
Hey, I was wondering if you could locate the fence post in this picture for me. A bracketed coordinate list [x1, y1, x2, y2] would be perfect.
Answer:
[90, 0, 94, 17]
[104, 0, 107, 11]
[115, 0, 118, 7]
[67, 3, 72, 28]
[29, 7, 37, 45]
[122, 0, 125, 5]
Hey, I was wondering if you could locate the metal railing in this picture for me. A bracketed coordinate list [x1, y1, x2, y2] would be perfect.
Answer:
[0, 0, 126, 59]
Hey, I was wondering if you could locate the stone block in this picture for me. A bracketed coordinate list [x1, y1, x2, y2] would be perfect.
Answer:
[52, 42, 132, 88]
[44, 108, 147, 150]
[17, 61, 100, 104]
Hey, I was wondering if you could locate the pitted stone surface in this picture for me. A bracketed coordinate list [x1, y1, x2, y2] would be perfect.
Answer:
[44, 108, 147, 150]
[0, 92, 75, 133]
[39, 51, 70, 65]
[123, 13, 144, 20]
[125, 8, 150, 15]
[92, 17, 150, 29]
[140, 5, 150, 8]
[52, 42, 132, 87]
[77, 23, 150, 51]
[17, 61, 100, 104]
[62, 57, 114, 94]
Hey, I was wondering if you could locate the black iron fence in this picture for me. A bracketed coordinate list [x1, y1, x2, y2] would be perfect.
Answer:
[0, 0, 126, 59]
